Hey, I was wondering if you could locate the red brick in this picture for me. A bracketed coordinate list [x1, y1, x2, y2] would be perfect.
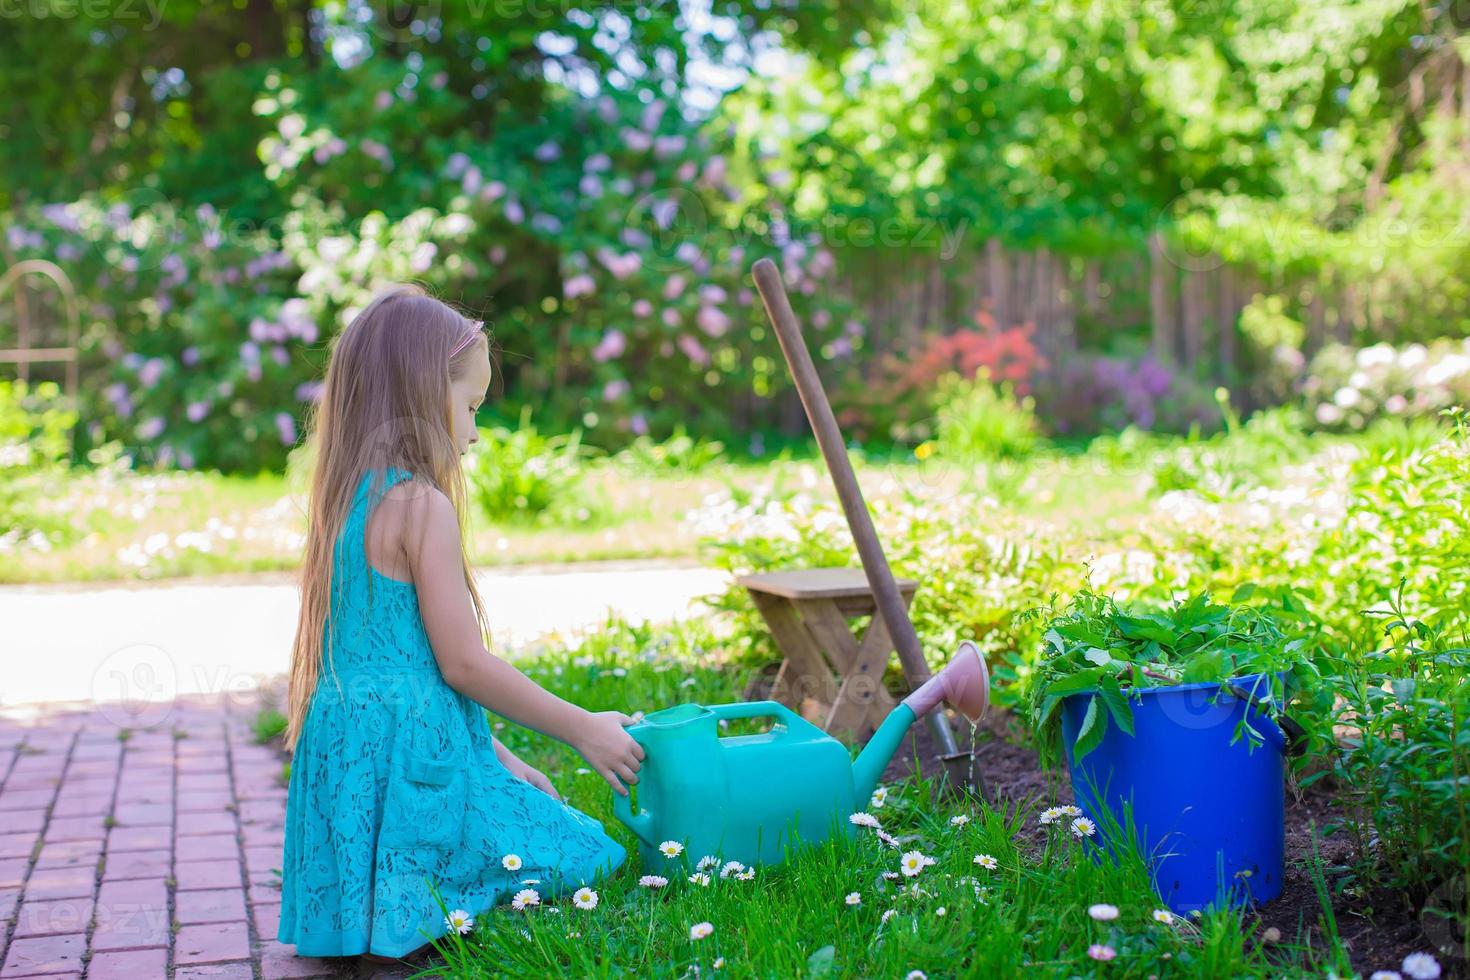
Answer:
[0, 933, 85, 977]
[175, 887, 246, 925]
[177, 813, 237, 836]
[252, 900, 280, 937]
[11, 897, 92, 937]
[41, 815, 105, 843]
[19, 866, 94, 901]
[174, 859, 241, 891]
[83, 947, 167, 979]
[0, 834, 37, 860]
[173, 965, 255, 980]
[106, 826, 171, 852]
[101, 848, 170, 882]
[175, 835, 236, 863]
[111, 803, 171, 827]
[91, 878, 169, 951]
[32, 839, 100, 871]
[257, 940, 341, 978]
[173, 920, 249, 965]
[0, 790, 56, 812]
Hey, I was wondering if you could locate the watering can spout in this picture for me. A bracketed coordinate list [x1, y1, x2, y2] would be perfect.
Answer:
[852, 641, 991, 805]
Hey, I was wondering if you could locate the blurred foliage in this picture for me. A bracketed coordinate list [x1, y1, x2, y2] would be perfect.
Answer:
[463, 406, 597, 525]
[0, 379, 78, 549]
[929, 371, 1040, 462]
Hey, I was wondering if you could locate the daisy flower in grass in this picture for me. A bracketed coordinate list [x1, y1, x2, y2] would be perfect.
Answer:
[949, 814, 970, 827]
[696, 855, 721, 871]
[906, 971, 927, 980]
[689, 921, 714, 940]
[881, 909, 898, 926]
[1088, 903, 1119, 922]
[511, 888, 540, 910]
[899, 851, 930, 877]
[1152, 908, 1174, 924]
[1088, 944, 1116, 961]
[713, 957, 725, 969]
[935, 907, 947, 917]
[444, 909, 474, 934]
[689, 872, 712, 886]
[1038, 806, 1064, 825]
[1371, 972, 1404, 980]
[1402, 952, 1442, 979]
[501, 853, 523, 872]
[849, 811, 881, 829]
[1070, 817, 1097, 839]
[882, 871, 901, 880]
[573, 887, 598, 910]
[1058, 805, 1083, 818]
[639, 874, 668, 888]
[719, 861, 744, 879]
[870, 786, 889, 808]
[973, 854, 998, 870]
[735, 868, 756, 880]
[875, 829, 900, 848]
[845, 892, 861, 906]
[659, 840, 685, 859]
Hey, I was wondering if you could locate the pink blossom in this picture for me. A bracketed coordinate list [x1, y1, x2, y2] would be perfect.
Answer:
[137, 417, 165, 440]
[411, 242, 437, 273]
[139, 358, 165, 387]
[462, 166, 483, 195]
[632, 299, 653, 317]
[1087, 945, 1116, 962]
[489, 245, 507, 264]
[701, 156, 727, 186]
[698, 285, 727, 304]
[375, 91, 393, 110]
[592, 329, 626, 363]
[696, 306, 730, 338]
[481, 181, 506, 202]
[564, 274, 596, 299]
[661, 308, 680, 328]
[249, 318, 270, 342]
[186, 402, 210, 423]
[663, 275, 685, 300]
[181, 346, 200, 366]
[812, 309, 832, 329]
[579, 175, 604, 198]
[504, 199, 524, 224]
[621, 129, 652, 153]
[677, 334, 710, 367]
[603, 379, 630, 401]
[676, 161, 698, 183]
[271, 346, 290, 366]
[631, 413, 648, 436]
[275, 412, 297, 445]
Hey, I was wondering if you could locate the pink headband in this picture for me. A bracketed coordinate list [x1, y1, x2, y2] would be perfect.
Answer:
[449, 321, 483, 358]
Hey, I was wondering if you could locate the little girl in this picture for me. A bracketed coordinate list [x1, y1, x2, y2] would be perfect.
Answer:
[276, 283, 643, 963]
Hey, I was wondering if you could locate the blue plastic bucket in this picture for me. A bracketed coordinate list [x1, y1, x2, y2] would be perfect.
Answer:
[1060, 672, 1286, 913]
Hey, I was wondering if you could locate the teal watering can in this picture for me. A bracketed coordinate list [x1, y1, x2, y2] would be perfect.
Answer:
[612, 641, 990, 870]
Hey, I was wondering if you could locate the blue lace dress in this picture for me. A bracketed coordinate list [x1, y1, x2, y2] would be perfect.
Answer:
[277, 466, 627, 958]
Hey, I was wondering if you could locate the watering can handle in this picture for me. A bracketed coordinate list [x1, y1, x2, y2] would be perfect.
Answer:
[612, 776, 656, 845]
[709, 700, 801, 727]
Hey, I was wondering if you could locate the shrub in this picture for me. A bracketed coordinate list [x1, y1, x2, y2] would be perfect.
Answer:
[463, 407, 596, 525]
[1033, 353, 1222, 437]
[0, 380, 78, 553]
[1303, 339, 1470, 431]
[930, 372, 1040, 461]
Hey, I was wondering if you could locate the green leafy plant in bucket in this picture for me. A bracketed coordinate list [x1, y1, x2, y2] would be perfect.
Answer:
[1024, 585, 1323, 768]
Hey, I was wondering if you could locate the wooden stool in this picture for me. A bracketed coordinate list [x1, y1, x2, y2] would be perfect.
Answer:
[737, 567, 918, 743]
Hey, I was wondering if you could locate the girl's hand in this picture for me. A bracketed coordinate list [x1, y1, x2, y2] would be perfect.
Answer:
[573, 710, 644, 796]
[504, 756, 561, 801]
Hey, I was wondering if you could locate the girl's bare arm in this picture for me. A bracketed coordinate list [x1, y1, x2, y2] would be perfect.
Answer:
[403, 485, 643, 790]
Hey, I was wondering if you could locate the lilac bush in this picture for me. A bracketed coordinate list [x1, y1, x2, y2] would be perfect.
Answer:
[1035, 353, 1221, 436]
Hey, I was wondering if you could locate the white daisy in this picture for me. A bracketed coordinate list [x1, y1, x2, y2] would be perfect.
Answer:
[1058, 805, 1083, 818]
[870, 786, 889, 808]
[520, 878, 541, 886]
[935, 907, 947, 917]
[1088, 903, 1120, 922]
[660, 840, 685, 859]
[882, 871, 901, 880]
[973, 854, 998, 870]
[900, 851, 930, 877]
[501, 853, 523, 872]
[444, 909, 474, 934]
[689, 872, 712, 886]
[1152, 908, 1173, 924]
[573, 887, 599, 910]
[849, 811, 881, 829]
[690, 921, 714, 940]
[949, 814, 970, 827]
[906, 971, 927, 980]
[1402, 952, 1441, 980]
[511, 887, 540, 910]
[1369, 972, 1402, 980]
[1070, 817, 1097, 838]
[719, 861, 745, 879]
[696, 855, 721, 871]
[713, 957, 725, 969]
[875, 829, 900, 848]
[881, 909, 897, 925]
[639, 874, 668, 888]
[845, 892, 861, 906]
[735, 868, 755, 881]
[1038, 806, 1064, 825]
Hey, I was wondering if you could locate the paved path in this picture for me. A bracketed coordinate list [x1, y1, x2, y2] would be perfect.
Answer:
[0, 559, 734, 977]
[0, 690, 343, 979]
[0, 560, 731, 707]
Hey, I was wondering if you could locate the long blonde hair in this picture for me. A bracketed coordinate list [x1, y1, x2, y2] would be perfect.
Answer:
[283, 283, 492, 753]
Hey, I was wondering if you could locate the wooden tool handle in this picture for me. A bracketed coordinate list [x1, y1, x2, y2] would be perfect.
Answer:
[749, 258, 934, 693]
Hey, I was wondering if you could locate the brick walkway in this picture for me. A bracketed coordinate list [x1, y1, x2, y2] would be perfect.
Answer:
[0, 691, 350, 979]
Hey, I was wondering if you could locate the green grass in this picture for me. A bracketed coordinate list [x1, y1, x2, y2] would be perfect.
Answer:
[393, 621, 1345, 978]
